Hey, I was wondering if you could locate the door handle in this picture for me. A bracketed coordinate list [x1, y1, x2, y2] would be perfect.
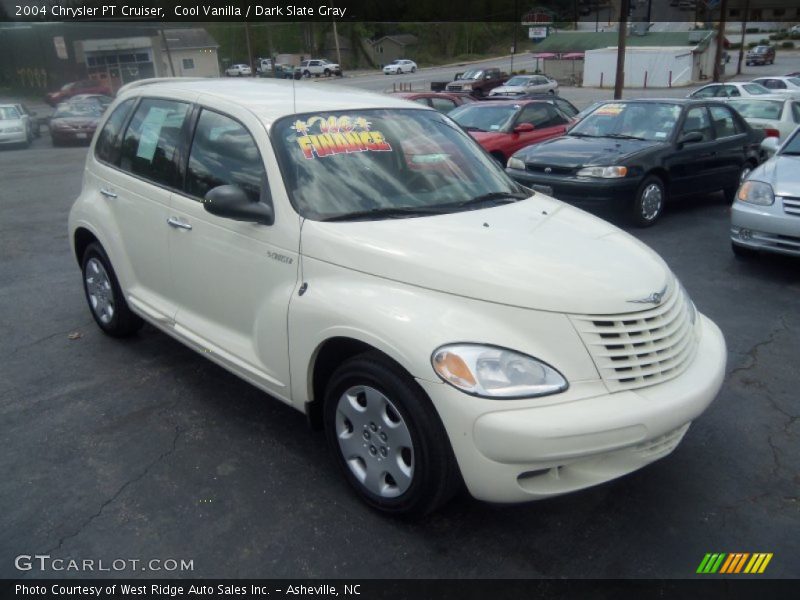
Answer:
[99, 188, 117, 198]
[167, 217, 192, 231]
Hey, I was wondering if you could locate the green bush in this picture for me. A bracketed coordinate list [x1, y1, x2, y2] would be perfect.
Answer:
[781, 41, 795, 49]
[745, 27, 760, 33]
[747, 42, 758, 48]
[728, 42, 741, 50]
[758, 38, 771, 45]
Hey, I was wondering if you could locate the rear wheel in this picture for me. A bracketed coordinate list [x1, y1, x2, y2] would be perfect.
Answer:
[631, 174, 666, 227]
[323, 353, 461, 517]
[81, 242, 143, 337]
[411, 66, 417, 73]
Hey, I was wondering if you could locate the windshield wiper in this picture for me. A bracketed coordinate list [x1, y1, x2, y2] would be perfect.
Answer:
[451, 191, 529, 208]
[321, 206, 449, 222]
[568, 132, 599, 138]
[461, 126, 487, 132]
[602, 133, 646, 141]
[780, 151, 800, 155]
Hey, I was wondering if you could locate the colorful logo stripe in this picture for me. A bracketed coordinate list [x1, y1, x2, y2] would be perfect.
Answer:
[697, 553, 773, 574]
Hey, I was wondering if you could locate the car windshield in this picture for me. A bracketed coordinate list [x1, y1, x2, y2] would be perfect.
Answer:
[505, 76, 531, 86]
[460, 70, 482, 80]
[53, 104, 103, 118]
[448, 104, 518, 132]
[729, 99, 783, 120]
[569, 102, 681, 141]
[272, 109, 527, 221]
[743, 83, 770, 95]
[780, 129, 800, 155]
[0, 106, 21, 120]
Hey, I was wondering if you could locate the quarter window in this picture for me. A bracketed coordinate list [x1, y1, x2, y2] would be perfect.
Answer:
[95, 98, 135, 165]
[119, 98, 190, 188]
[185, 109, 266, 203]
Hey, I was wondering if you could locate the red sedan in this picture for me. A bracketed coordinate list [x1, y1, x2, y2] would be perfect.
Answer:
[45, 80, 112, 107]
[392, 92, 475, 114]
[448, 99, 572, 165]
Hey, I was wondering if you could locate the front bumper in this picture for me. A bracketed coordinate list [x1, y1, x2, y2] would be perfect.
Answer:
[731, 197, 800, 257]
[507, 168, 640, 208]
[418, 314, 726, 503]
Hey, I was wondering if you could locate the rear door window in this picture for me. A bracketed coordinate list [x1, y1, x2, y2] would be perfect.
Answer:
[709, 105, 740, 138]
[119, 98, 190, 189]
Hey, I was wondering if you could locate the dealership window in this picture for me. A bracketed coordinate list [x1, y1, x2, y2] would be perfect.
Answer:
[185, 109, 266, 203]
[119, 98, 190, 189]
[182, 58, 195, 70]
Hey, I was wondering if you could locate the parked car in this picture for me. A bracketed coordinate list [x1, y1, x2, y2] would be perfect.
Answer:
[46, 79, 112, 106]
[256, 57, 273, 75]
[0, 104, 31, 148]
[225, 64, 252, 77]
[445, 68, 505, 96]
[299, 59, 342, 77]
[731, 128, 800, 258]
[383, 59, 417, 75]
[687, 82, 771, 99]
[12, 102, 39, 139]
[482, 93, 579, 118]
[506, 99, 763, 226]
[728, 96, 800, 141]
[449, 99, 572, 164]
[391, 92, 475, 114]
[746, 45, 776, 66]
[750, 76, 800, 95]
[49, 101, 104, 146]
[68, 79, 726, 516]
[489, 74, 558, 97]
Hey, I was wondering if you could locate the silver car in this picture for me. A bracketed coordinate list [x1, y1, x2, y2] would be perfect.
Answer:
[731, 127, 800, 258]
[489, 74, 558, 96]
[0, 104, 30, 147]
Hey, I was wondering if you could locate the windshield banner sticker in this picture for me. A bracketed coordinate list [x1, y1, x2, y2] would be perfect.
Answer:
[291, 115, 392, 159]
[595, 103, 625, 116]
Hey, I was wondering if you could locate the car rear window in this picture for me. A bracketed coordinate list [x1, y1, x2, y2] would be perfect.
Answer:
[0, 106, 20, 120]
[743, 84, 769, 95]
[729, 99, 784, 120]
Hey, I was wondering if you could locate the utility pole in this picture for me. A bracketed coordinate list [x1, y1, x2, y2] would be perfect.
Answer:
[510, 0, 518, 74]
[160, 29, 175, 76]
[713, 0, 728, 82]
[736, 0, 749, 75]
[244, 22, 254, 76]
[614, 0, 630, 99]
[332, 19, 342, 66]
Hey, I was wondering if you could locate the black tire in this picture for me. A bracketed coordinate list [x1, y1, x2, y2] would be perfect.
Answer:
[324, 69, 331, 76]
[732, 242, 758, 259]
[630, 174, 666, 227]
[323, 352, 461, 517]
[303, 70, 311, 78]
[81, 242, 143, 337]
[411, 67, 416, 73]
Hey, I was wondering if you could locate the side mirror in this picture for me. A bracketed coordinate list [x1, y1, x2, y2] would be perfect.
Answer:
[203, 185, 274, 226]
[760, 136, 780, 157]
[678, 131, 703, 146]
[514, 123, 535, 133]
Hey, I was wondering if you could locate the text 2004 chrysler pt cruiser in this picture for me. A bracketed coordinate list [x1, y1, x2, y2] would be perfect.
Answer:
[69, 79, 726, 515]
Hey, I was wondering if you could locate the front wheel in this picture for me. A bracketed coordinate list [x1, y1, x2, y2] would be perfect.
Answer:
[81, 242, 143, 337]
[631, 175, 666, 227]
[324, 69, 331, 76]
[303, 70, 311, 78]
[324, 353, 461, 517]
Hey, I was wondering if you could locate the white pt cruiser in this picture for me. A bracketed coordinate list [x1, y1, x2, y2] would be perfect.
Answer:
[69, 79, 727, 516]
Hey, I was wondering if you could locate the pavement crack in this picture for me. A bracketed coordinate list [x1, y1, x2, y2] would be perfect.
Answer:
[41, 424, 182, 555]
[729, 316, 789, 380]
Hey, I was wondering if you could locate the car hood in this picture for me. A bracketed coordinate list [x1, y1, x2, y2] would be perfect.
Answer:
[750, 154, 800, 196]
[514, 135, 661, 167]
[491, 85, 526, 95]
[301, 196, 671, 315]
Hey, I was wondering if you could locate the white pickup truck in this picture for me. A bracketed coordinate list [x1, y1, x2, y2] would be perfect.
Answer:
[299, 59, 342, 77]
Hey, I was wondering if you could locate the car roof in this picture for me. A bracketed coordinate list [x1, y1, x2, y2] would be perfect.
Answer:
[728, 94, 789, 101]
[466, 98, 559, 107]
[117, 79, 424, 128]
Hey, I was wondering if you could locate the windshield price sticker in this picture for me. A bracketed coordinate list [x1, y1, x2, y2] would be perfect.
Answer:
[291, 115, 392, 159]
[596, 103, 625, 116]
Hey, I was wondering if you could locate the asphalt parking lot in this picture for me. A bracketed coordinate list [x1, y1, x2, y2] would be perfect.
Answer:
[1, 123, 798, 579]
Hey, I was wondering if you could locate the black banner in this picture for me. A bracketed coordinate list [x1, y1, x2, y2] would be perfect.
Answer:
[1, 0, 799, 23]
[3, 579, 799, 600]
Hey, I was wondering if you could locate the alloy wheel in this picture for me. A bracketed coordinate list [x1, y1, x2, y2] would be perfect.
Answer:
[85, 257, 115, 324]
[640, 182, 663, 221]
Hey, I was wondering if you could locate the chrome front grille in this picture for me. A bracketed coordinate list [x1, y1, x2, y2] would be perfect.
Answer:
[569, 284, 697, 392]
[782, 196, 800, 217]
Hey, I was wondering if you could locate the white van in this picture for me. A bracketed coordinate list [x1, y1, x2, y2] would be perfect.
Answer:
[68, 79, 726, 515]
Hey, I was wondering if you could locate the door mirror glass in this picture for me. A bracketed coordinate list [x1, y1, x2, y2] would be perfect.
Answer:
[203, 185, 274, 225]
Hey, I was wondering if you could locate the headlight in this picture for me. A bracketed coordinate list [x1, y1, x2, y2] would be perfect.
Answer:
[431, 344, 568, 399]
[507, 156, 525, 170]
[737, 180, 774, 206]
[576, 165, 628, 178]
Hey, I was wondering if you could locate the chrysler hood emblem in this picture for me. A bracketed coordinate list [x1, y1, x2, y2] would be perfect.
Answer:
[544, 167, 552, 173]
[628, 285, 668, 305]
